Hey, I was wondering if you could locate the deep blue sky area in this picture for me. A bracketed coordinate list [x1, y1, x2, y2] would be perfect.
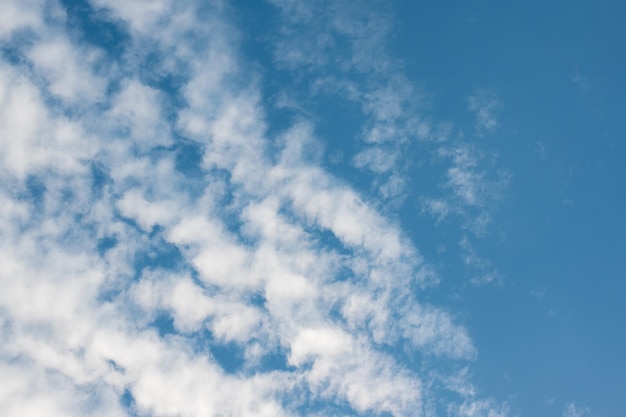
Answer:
[1, 1, 624, 416]
[390, 1, 626, 416]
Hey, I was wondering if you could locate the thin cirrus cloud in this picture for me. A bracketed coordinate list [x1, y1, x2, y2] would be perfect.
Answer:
[421, 142, 509, 237]
[467, 88, 501, 137]
[268, 0, 434, 201]
[266, 0, 510, 244]
[563, 402, 595, 417]
[0, 1, 512, 417]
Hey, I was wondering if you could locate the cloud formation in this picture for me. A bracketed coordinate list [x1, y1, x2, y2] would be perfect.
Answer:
[0, 1, 509, 416]
[421, 143, 508, 236]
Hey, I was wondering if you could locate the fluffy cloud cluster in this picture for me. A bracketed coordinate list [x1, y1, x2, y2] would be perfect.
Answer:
[0, 1, 507, 416]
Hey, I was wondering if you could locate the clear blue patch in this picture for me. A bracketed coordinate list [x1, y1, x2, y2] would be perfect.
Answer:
[193, 328, 245, 374]
[97, 236, 118, 255]
[90, 162, 111, 199]
[133, 233, 185, 277]
[247, 291, 266, 309]
[150, 313, 177, 337]
[96, 288, 122, 304]
[119, 389, 141, 417]
[209, 341, 246, 374]
[120, 389, 134, 408]
[0, 45, 26, 66]
[60, 0, 130, 55]
[174, 139, 205, 179]
[24, 175, 46, 213]
[258, 345, 293, 373]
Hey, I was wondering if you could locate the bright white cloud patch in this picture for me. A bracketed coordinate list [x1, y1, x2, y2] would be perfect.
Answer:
[0, 1, 510, 417]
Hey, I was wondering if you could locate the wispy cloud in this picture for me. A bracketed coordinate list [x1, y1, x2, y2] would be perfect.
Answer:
[422, 143, 509, 236]
[468, 89, 501, 137]
[266, 0, 434, 200]
[0, 1, 510, 416]
[459, 236, 501, 286]
[563, 402, 595, 417]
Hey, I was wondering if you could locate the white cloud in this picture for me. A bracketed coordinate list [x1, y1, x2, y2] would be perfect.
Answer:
[28, 36, 108, 103]
[289, 326, 353, 365]
[0, 361, 126, 417]
[0, 1, 511, 416]
[0, 0, 46, 40]
[107, 79, 172, 149]
[0, 65, 95, 179]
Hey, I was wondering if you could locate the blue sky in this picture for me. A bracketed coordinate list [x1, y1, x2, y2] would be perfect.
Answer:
[0, 1, 624, 417]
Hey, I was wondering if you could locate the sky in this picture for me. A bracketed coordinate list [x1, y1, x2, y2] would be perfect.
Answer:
[0, 1, 624, 417]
